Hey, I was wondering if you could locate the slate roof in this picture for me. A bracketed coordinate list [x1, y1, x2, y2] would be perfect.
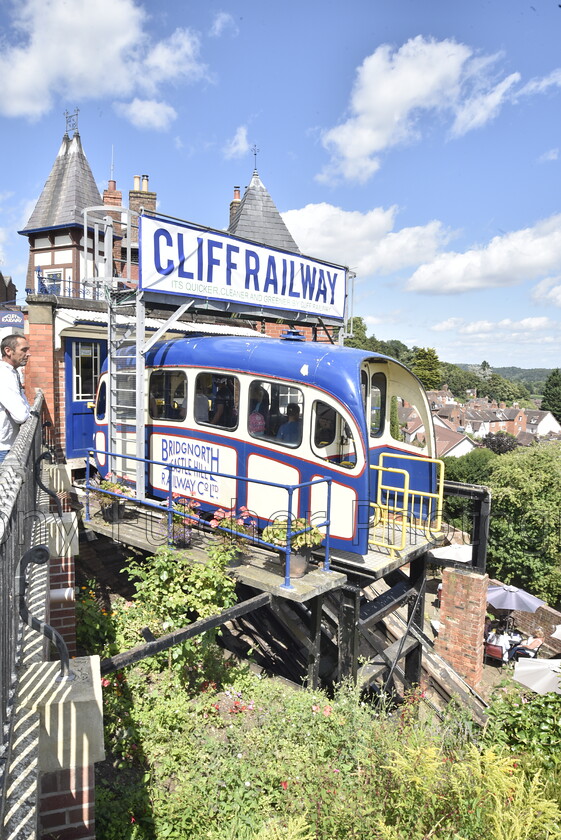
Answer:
[21, 132, 103, 234]
[228, 170, 300, 253]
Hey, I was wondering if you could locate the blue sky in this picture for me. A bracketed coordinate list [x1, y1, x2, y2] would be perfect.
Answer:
[1, 0, 561, 368]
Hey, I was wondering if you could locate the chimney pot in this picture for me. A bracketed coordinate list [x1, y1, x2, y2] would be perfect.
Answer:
[142, 175, 149, 191]
[233, 186, 240, 201]
[133, 175, 141, 191]
[108, 179, 117, 191]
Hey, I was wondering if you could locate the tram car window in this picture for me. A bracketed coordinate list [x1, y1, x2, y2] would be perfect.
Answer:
[95, 380, 106, 421]
[149, 370, 187, 422]
[313, 400, 357, 468]
[247, 380, 303, 446]
[195, 373, 239, 430]
[370, 372, 386, 437]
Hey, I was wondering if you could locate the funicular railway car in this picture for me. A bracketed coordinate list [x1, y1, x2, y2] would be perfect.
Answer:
[92, 331, 444, 561]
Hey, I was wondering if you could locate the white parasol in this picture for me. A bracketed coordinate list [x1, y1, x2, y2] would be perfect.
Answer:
[487, 583, 545, 613]
[513, 658, 561, 695]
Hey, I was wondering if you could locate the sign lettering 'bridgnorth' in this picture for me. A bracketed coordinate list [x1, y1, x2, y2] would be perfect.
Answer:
[139, 214, 347, 321]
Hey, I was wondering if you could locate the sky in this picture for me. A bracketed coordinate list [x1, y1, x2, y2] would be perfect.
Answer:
[1, 0, 561, 369]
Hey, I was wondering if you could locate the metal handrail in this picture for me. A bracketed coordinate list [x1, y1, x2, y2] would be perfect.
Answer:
[86, 448, 333, 590]
[17, 545, 73, 681]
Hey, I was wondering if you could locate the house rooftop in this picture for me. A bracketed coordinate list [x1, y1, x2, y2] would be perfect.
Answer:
[228, 170, 300, 253]
[20, 132, 103, 234]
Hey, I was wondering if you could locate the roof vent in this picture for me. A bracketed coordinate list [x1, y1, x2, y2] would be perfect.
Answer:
[280, 328, 306, 341]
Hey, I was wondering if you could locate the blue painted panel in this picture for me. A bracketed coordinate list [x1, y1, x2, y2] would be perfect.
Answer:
[65, 338, 107, 459]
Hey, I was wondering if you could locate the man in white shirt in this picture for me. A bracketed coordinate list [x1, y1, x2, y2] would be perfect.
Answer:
[0, 334, 31, 463]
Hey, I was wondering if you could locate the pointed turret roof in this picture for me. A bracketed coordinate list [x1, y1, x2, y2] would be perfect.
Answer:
[21, 132, 102, 234]
[228, 170, 300, 253]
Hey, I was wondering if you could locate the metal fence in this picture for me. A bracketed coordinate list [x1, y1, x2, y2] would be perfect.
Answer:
[0, 392, 44, 812]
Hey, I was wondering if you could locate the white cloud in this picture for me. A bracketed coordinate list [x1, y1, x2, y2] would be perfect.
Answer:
[406, 214, 561, 294]
[317, 36, 523, 183]
[209, 12, 239, 38]
[223, 125, 250, 160]
[431, 318, 464, 332]
[0, 0, 207, 122]
[518, 68, 561, 97]
[114, 99, 177, 131]
[431, 315, 555, 337]
[451, 72, 520, 136]
[282, 202, 449, 275]
[538, 148, 559, 163]
[143, 28, 205, 89]
[533, 275, 561, 307]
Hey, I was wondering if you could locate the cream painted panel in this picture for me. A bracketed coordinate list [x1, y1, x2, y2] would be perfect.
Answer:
[54, 234, 73, 246]
[247, 454, 300, 521]
[53, 249, 73, 264]
[310, 475, 357, 539]
[34, 237, 51, 248]
[34, 253, 52, 266]
[150, 433, 237, 508]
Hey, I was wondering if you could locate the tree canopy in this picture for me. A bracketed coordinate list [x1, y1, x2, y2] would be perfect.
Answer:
[481, 432, 519, 455]
[411, 347, 441, 391]
[540, 368, 561, 422]
[485, 445, 561, 606]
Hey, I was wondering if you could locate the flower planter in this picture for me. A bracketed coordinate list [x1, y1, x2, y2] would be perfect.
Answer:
[101, 501, 126, 523]
[286, 547, 312, 579]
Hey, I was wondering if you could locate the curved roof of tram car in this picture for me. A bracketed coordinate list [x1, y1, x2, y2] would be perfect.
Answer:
[110, 333, 420, 421]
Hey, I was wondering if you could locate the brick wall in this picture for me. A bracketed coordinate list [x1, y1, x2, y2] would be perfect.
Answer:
[434, 567, 488, 687]
[40, 765, 95, 840]
[48, 552, 76, 657]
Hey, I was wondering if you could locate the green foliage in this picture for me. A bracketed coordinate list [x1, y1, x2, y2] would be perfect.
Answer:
[439, 362, 481, 400]
[262, 517, 323, 551]
[75, 581, 115, 655]
[411, 347, 441, 391]
[92, 670, 561, 840]
[485, 445, 561, 605]
[485, 686, 561, 772]
[389, 395, 401, 440]
[541, 368, 561, 422]
[208, 506, 257, 562]
[482, 431, 519, 454]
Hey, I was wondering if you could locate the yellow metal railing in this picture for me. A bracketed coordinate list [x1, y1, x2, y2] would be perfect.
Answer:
[369, 453, 445, 557]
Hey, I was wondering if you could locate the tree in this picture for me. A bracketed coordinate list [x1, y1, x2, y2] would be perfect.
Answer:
[486, 445, 561, 606]
[343, 317, 379, 352]
[443, 447, 497, 486]
[411, 347, 441, 391]
[481, 432, 519, 454]
[439, 363, 480, 400]
[541, 368, 561, 422]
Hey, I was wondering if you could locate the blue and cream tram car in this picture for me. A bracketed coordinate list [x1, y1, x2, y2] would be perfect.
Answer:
[92, 332, 444, 557]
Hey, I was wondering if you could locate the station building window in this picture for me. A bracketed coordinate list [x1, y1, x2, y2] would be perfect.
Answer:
[149, 370, 187, 422]
[195, 373, 239, 430]
[247, 379, 303, 447]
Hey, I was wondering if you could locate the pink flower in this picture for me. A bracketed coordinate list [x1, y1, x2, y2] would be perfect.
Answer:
[101, 678, 111, 688]
[322, 705, 332, 717]
[312, 704, 320, 714]
[281, 781, 288, 790]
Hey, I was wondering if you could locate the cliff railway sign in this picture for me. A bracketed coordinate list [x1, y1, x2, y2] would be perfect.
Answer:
[139, 214, 349, 324]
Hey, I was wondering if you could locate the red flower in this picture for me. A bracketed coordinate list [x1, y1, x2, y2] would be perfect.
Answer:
[281, 781, 288, 790]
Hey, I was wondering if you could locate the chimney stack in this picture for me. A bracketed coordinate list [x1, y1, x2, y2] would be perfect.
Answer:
[229, 186, 241, 228]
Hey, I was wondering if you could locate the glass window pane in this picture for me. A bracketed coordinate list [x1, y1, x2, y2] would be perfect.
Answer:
[247, 380, 303, 447]
[312, 400, 356, 469]
[73, 341, 100, 401]
[149, 370, 187, 422]
[195, 373, 239, 430]
[370, 372, 386, 437]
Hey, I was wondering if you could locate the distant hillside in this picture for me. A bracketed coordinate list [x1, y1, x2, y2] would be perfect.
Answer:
[457, 364, 553, 394]
[493, 367, 554, 384]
